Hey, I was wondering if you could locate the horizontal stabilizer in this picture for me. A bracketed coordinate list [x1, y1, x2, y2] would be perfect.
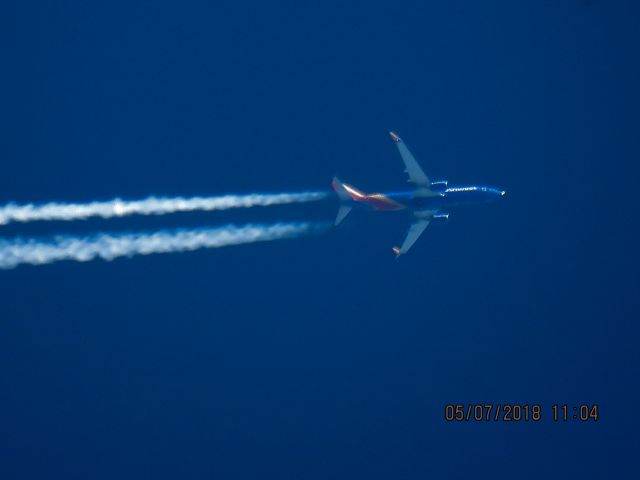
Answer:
[334, 205, 352, 225]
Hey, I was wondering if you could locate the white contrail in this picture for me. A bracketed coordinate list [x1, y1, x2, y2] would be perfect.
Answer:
[0, 192, 327, 226]
[0, 222, 325, 270]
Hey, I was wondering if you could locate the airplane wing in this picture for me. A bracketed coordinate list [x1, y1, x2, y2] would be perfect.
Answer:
[389, 131, 430, 186]
[392, 218, 430, 257]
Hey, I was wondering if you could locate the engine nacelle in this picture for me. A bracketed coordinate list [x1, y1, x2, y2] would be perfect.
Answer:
[429, 179, 448, 191]
[432, 212, 450, 223]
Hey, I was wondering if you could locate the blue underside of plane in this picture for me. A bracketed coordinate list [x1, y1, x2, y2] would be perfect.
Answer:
[332, 132, 506, 256]
[363, 186, 505, 210]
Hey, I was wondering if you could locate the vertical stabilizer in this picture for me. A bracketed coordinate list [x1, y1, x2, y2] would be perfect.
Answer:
[332, 177, 351, 200]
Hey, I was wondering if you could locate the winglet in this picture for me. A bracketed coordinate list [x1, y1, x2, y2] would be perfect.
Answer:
[389, 131, 401, 142]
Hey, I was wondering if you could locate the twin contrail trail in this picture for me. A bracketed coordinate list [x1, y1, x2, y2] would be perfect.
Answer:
[0, 222, 326, 270]
[0, 191, 327, 226]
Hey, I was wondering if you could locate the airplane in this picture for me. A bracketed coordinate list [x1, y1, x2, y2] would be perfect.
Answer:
[332, 131, 506, 257]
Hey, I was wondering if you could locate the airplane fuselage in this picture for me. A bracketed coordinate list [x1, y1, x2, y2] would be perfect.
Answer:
[345, 184, 506, 214]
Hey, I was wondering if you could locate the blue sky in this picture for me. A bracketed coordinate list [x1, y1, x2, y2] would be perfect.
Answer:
[1, 1, 639, 478]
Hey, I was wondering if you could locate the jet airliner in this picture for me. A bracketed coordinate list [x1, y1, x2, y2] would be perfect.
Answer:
[332, 132, 506, 257]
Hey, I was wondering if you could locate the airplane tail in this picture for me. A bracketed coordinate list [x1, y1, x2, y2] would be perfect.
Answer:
[332, 177, 352, 201]
[331, 177, 356, 225]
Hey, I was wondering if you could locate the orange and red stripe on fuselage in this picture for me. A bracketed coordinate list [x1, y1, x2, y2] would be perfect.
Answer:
[331, 179, 406, 211]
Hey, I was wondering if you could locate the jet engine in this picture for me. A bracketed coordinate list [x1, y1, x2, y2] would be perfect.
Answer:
[432, 212, 450, 223]
[429, 180, 448, 191]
